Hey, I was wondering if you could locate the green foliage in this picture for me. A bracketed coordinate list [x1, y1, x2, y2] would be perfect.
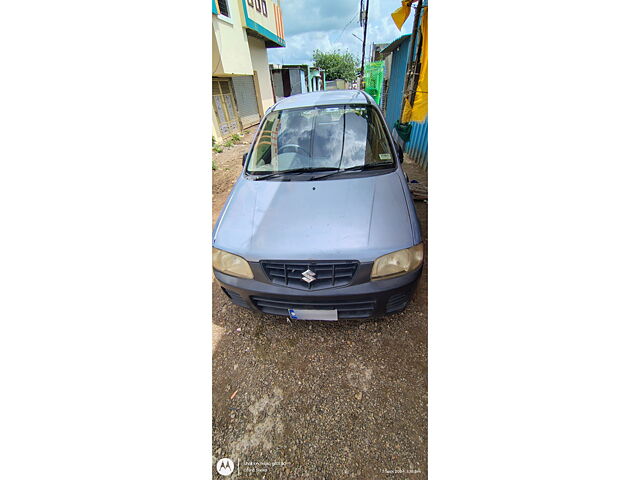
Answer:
[212, 159, 217, 170]
[312, 49, 358, 83]
[223, 139, 234, 148]
[212, 144, 223, 153]
[231, 133, 241, 143]
[212, 136, 216, 147]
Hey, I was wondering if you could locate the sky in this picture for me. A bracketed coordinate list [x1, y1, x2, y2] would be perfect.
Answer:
[267, 0, 414, 66]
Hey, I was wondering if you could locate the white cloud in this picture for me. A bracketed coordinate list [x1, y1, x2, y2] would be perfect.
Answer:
[268, 0, 414, 66]
[280, 0, 357, 36]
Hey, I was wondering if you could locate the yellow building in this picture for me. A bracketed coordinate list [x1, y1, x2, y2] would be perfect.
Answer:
[212, 0, 285, 141]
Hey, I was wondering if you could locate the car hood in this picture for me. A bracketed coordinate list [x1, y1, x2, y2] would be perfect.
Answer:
[213, 171, 415, 262]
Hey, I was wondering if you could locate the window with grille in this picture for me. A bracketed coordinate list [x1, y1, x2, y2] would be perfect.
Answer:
[251, 0, 267, 16]
[217, 0, 230, 18]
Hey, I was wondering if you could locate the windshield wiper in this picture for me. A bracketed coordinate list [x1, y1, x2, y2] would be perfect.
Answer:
[251, 167, 339, 181]
[309, 162, 395, 180]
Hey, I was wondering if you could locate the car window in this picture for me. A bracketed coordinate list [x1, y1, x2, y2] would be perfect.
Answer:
[246, 105, 393, 173]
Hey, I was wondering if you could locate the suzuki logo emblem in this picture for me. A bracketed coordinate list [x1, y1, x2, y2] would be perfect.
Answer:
[301, 268, 316, 284]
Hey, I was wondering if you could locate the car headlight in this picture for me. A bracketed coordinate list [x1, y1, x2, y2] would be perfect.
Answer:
[212, 248, 254, 279]
[371, 243, 424, 280]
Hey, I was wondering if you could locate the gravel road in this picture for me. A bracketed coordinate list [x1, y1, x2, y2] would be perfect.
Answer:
[213, 132, 427, 479]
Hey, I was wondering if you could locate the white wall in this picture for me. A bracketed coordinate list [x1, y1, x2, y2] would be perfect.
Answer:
[212, 7, 252, 75]
[248, 36, 275, 114]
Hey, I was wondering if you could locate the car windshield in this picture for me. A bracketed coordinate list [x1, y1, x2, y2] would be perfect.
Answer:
[246, 105, 394, 175]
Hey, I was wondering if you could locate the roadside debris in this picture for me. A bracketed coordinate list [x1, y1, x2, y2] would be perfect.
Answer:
[230, 389, 238, 400]
[408, 179, 427, 201]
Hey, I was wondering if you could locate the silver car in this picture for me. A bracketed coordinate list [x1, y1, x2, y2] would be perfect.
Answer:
[213, 90, 423, 321]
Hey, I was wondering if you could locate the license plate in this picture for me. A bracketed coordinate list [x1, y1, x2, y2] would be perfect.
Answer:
[288, 308, 338, 321]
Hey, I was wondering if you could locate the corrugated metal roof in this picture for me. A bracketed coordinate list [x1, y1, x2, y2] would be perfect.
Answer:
[385, 37, 410, 128]
[380, 34, 411, 57]
[406, 120, 428, 168]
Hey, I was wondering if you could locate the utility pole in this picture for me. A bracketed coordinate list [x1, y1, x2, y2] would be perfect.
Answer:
[401, 0, 423, 120]
[359, 0, 370, 88]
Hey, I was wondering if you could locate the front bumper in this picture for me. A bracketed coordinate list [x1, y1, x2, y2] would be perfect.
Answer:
[214, 267, 422, 319]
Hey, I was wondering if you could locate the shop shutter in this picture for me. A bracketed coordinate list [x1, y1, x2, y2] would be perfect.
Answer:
[231, 76, 260, 128]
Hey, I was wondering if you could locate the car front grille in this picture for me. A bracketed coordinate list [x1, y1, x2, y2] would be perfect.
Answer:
[251, 296, 376, 319]
[260, 261, 359, 290]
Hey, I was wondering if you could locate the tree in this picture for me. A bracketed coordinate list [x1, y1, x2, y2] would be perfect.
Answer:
[312, 49, 358, 83]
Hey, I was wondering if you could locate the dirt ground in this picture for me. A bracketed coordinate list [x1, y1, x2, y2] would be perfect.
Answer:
[212, 130, 427, 479]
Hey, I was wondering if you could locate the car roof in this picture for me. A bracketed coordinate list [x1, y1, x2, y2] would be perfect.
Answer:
[271, 90, 374, 111]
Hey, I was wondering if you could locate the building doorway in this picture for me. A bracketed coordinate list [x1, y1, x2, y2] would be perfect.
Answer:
[212, 78, 240, 137]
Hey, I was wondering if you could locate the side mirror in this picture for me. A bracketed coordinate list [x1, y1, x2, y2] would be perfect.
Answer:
[395, 141, 404, 163]
[242, 153, 247, 166]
